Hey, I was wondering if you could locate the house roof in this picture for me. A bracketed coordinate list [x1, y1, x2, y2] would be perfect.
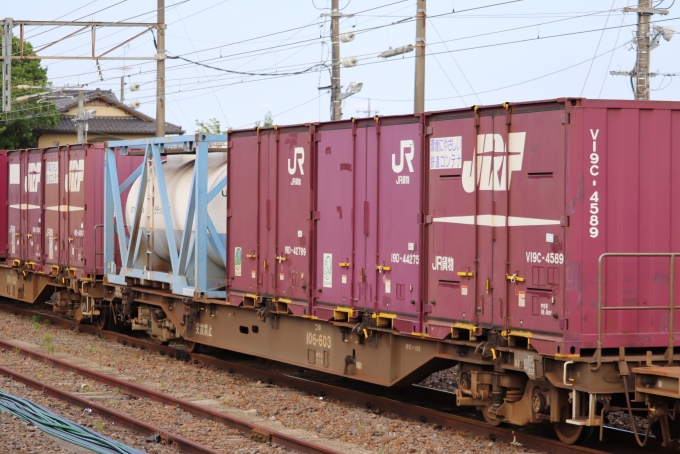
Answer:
[44, 115, 184, 135]
[38, 88, 184, 135]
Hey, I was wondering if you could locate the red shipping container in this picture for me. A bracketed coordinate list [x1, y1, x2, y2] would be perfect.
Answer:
[6, 144, 140, 277]
[226, 99, 680, 356]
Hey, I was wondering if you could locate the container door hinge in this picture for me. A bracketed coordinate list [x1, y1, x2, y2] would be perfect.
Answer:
[560, 216, 570, 227]
[561, 113, 571, 125]
[310, 211, 321, 220]
[227, 140, 234, 149]
[417, 213, 432, 224]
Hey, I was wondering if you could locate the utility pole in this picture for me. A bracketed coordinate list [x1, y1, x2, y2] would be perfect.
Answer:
[77, 90, 84, 143]
[610, 0, 669, 100]
[2, 18, 12, 113]
[330, 0, 341, 121]
[73, 90, 96, 143]
[120, 76, 125, 103]
[414, 0, 426, 113]
[357, 98, 378, 117]
[156, 0, 166, 136]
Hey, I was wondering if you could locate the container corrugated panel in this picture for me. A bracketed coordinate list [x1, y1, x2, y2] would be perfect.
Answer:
[7, 143, 140, 277]
[227, 127, 314, 316]
[0, 151, 6, 259]
[5, 149, 45, 269]
[568, 100, 680, 353]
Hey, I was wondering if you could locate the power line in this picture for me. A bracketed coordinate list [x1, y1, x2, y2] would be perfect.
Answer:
[580, 0, 617, 96]
[599, 1, 631, 97]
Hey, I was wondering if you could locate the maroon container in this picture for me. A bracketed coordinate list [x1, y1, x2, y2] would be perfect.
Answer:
[226, 99, 680, 355]
[6, 143, 139, 277]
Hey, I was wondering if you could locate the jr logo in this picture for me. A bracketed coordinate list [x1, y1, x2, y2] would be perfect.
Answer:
[24, 162, 41, 193]
[462, 132, 526, 193]
[287, 147, 305, 176]
[65, 159, 84, 192]
[392, 140, 415, 173]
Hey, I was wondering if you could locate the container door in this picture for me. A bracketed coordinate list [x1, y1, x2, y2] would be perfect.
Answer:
[25, 151, 43, 267]
[66, 147, 86, 269]
[375, 122, 422, 333]
[426, 117, 478, 337]
[6, 153, 22, 263]
[227, 134, 260, 298]
[505, 110, 565, 337]
[44, 151, 60, 270]
[315, 127, 355, 315]
[57, 149, 69, 266]
[259, 132, 275, 298]
[276, 129, 311, 313]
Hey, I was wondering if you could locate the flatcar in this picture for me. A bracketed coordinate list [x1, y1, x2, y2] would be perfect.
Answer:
[2, 98, 679, 446]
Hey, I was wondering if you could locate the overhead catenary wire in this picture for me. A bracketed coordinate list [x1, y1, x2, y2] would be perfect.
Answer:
[599, 0, 631, 97]
[39, 2, 626, 89]
[580, 0, 617, 96]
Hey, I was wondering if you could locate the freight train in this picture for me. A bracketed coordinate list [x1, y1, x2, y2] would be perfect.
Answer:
[1, 98, 679, 446]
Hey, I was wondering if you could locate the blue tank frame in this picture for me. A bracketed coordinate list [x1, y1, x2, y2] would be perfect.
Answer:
[103, 134, 228, 299]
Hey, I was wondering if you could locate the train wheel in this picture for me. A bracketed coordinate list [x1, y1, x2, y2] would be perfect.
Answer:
[95, 306, 110, 330]
[184, 339, 201, 353]
[481, 406, 503, 427]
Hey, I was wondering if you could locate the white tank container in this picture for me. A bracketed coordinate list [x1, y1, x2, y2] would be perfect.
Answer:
[125, 153, 227, 287]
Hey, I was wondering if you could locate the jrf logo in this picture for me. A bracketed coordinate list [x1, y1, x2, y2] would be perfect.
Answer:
[462, 132, 526, 193]
[288, 147, 305, 176]
[65, 159, 84, 192]
[25, 162, 41, 192]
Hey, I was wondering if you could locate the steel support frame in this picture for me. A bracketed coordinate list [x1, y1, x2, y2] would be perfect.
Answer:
[104, 135, 227, 299]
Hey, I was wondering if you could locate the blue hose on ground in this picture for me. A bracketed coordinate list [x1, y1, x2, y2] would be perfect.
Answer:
[0, 389, 145, 454]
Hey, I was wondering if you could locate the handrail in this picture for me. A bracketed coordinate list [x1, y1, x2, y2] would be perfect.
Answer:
[592, 252, 678, 371]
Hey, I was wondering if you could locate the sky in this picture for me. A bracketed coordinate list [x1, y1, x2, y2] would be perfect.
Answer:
[4, 0, 680, 132]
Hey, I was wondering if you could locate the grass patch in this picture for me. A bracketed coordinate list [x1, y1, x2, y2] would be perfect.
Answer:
[42, 334, 56, 354]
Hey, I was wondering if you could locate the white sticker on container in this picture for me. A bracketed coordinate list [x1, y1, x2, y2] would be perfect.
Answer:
[234, 247, 242, 277]
[342, 275, 347, 284]
[251, 270, 256, 279]
[385, 279, 391, 294]
[518, 291, 526, 307]
[430, 136, 462, 169]
[10, 226, 15, 254]
[461, 285, 468, 296]
[46, 162, 59, 184]
[546, 233, 554, 243]
[297, 230, 303, 238]
[49, 238, 53, 260]
[279, 273, 284, 281]
[322, 253, 332, 288]
[182, 287, 194, 297]
[408, 242, 414, 251]
[9, 164, 19, 185]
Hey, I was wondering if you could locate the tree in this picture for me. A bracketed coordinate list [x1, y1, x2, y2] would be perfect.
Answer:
[195, 118, 227, 134]
[255, 111, 274, 128]
[0, 37, 59, 149]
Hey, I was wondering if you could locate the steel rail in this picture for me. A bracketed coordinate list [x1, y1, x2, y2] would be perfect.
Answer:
[0, 365, 221, 454]
[0, 337, 341, 454]
[0, 303, 612, 454]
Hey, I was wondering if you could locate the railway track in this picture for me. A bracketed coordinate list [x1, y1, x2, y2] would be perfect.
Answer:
[0, 302, 635, 454]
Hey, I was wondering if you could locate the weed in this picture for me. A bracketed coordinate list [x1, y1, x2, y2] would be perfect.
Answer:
[113, 387, 123, 394]
[87, 345, 99, 352]
[12, 347, 20, 355]
[42, 334, 56, 354]
[95, 420, 105, 431]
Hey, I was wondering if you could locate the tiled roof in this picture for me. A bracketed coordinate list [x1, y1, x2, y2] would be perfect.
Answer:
[40, 115, 184, 135]
[53, 89, 120, 111]
[40, 88, 184, 135]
